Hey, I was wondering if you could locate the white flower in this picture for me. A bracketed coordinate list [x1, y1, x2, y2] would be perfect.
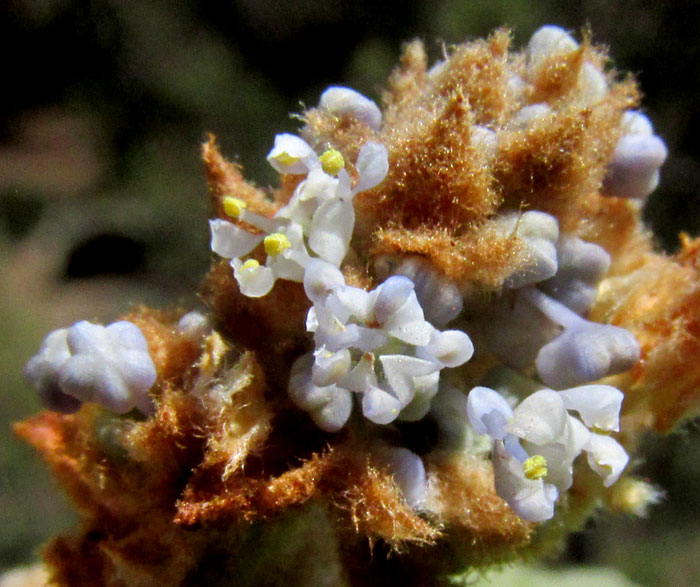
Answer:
[466, 383, 629, 522]
[211, 217, 310, 297]
[476, 230, 638, 387]
[270, 138, 388, 264]
[289, 260, 474, 428]
[25, 321, 157, 415]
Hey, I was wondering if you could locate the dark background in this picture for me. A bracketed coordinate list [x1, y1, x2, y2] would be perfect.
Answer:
[2, 1, 700, 584]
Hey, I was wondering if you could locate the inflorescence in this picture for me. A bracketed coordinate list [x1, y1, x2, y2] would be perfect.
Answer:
[24, 25, 669, 530]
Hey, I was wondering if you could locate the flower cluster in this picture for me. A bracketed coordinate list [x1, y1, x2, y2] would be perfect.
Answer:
[24, 320, 156, 415]
[210, 90, 388, 297]
[289, 259, 474, 432]
[467, 383, 628, 522]
[22, 26, 676, 560]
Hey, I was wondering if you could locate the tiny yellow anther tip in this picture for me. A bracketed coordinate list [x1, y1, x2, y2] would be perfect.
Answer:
[223, 197, 247, 218]
[275, 152, 300, 167]
[264, 232, 292, 256]
[241, 259, 261, 271]
[319, 149, 345, 176]
[523, 455, 548, 481]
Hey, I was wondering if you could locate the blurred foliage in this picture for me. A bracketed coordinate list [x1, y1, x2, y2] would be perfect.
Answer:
[471, 563, 641, 586]
[2, 0, 700, 583]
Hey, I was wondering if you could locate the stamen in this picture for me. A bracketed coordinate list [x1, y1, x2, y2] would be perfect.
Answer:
[264, 233, 292, 256]
[241, 259, 260, 270]
[222, 197, 247, 218]
[319, 149, 345, 175]
[274, 151, 300, 167]
[523, 455, 548, 480]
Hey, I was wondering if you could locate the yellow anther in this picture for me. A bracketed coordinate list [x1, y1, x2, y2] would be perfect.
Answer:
[523, 455, 548, 480]
[319, 149, 345, 175]
[275, 151, 300, 167]
[241, 259, 260, 271]
[223, 197, 247, 218]
[264, 233, 291, 256]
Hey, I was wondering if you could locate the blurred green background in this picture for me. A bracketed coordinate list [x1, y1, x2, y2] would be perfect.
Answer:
[2, 1, 700, 584]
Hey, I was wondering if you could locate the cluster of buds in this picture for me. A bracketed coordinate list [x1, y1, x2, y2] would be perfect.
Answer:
[25, 321, 156, 415]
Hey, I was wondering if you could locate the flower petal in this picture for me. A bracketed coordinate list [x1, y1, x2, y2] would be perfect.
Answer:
[308, 197, 354, 266]
[527, 25, 578, 71]
[536, 322, 640, 388]
[492, 441, 559, 522]
[378, 447, 427, 509]
[310, 387, 353, 432]
[362, 386, 402, 424]
[585, 433, 629, 487]
[373, 275, 415, 323]
[466, 386, 514, 440]
[303, 259, 346, 303]
[105, 321, 150, 352]
[558, 384, 624, 432]
[341, 352, 378, 393]
[232, 259, 275, 297]
[59, 354, 132, 413]
[353, 142, 389, 193]
[398, 371, 440, 422]
[380, 354, 439, 407]
[384, 294, 432, 346]
[267, 133, 317, 175]
[508, 389, 568, 446]
[209, 219, 263, 259]
[419, 329, 474, 368]
[312, 347, 352, 387]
